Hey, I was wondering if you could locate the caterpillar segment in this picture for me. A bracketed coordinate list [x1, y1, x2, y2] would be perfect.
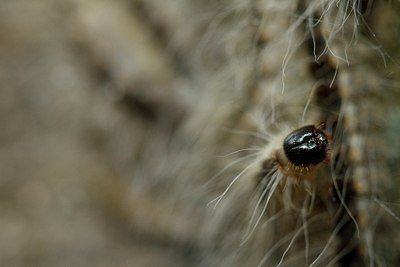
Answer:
[301, 1, 382, 266]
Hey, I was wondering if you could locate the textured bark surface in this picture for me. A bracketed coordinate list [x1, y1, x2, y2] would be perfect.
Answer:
[1, 1, 400, 266]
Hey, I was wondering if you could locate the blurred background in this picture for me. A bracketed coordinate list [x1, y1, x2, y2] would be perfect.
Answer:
[0, 1, 202, 266]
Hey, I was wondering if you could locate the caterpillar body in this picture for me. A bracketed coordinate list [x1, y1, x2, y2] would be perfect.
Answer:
[195, 1, 399, 266]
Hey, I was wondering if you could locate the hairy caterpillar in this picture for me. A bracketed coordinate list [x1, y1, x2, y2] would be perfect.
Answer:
[192, 0, 400, 266]
[71, 0, 400, 266]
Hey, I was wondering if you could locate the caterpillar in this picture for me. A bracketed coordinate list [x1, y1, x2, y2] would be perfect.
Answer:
[194, 1, 400, 266]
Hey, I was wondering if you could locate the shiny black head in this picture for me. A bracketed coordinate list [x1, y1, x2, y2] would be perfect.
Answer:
[283, 125, 328, 167]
